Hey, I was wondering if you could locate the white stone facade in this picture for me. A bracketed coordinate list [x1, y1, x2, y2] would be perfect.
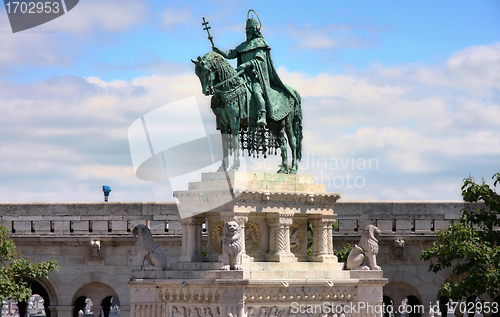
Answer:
[0, 194, 479, 317]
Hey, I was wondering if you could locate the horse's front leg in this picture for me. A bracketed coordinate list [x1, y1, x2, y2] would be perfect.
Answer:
[217, 131, 229, 172]
[229, 118, 240, 171]
[285, 121, 298, 174]
[277, 129, 288, 174]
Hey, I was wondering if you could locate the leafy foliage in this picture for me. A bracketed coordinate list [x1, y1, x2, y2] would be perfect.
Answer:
[307, 220, 313, 256]
[0, 226, 59, 301]
[334, 243, 353, 264]
[420, 173, 500, 299]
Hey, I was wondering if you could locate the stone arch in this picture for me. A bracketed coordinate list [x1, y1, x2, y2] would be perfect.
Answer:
[101, 295, 121, 317]
[69, 272, 123, 293]
[14, 276, 59, 317]
[406, 295, 421, 317]
[73, 296, 88, 317]
[72, 282, 120, 317]
[383, 295, 395, 317]
[384, 282, 423, 317]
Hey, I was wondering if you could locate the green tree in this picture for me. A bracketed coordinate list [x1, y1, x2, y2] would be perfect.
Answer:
[420, 172, 500, 299]
[0, 226, 59, 302]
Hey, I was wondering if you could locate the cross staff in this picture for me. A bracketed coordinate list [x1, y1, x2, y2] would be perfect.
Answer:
[202, 17, 214, 47]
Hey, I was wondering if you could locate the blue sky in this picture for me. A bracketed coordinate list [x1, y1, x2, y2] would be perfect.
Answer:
[0, 0, 499, 202]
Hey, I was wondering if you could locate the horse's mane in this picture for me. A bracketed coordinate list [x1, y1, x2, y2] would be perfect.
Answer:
[205, 52, 240, 91]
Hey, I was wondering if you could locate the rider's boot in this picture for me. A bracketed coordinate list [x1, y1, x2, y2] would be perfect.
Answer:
[257, 110, 267, 127]
[254, 91, 267, 127]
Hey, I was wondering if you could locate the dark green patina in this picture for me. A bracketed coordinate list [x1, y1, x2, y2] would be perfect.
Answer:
[193, 10, 303, 174]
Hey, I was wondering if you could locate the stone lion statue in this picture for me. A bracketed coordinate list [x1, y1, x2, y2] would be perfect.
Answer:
[132, 224, 167, 270]
[222, 221, 243, 270]
[346, 224, 381, 270]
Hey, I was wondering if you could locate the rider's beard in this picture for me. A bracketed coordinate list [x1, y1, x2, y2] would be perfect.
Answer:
[246, 31, 254, 42]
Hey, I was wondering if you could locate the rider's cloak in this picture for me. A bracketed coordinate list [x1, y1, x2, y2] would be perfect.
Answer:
[234, 37, 299, 122]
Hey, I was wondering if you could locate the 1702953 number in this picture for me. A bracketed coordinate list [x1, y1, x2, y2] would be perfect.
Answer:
[447, 301, 499, 314]
[5, 2, 60, 14]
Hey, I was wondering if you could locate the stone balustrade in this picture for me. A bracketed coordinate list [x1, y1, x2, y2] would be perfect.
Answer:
[332, 201, 481, 235]
[0, 202, 183, 236]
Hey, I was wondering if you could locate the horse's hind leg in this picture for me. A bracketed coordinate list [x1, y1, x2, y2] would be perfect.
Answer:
[217, 131, 229, 172]
[277, 129, 288, 174]
[285, 119, 298, 174]
[229, 132, 240, 171]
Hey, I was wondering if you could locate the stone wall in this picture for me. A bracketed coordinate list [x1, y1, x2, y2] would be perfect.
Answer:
[0, 201, 475, 317]
[0, 202, 184, 317]
[332, 201, 476, 313]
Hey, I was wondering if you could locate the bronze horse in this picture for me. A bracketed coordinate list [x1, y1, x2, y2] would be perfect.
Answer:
[192, 51, 302, 174]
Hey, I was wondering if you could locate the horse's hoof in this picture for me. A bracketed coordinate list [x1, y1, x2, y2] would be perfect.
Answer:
[277, 167, 288, 174]
[230, 162, 240, 171]
[289, 168, 297, 174]
[217, 165, 227, 172]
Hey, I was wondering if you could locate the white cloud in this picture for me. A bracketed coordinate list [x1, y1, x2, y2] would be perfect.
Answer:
[161, 8, 193, 31]
[376, 43, 500, 93]
[273, 22, 389, 51]
[0, 43, 499, 202]
[0, 0, 149, 70]
[37, 0, 149, 33]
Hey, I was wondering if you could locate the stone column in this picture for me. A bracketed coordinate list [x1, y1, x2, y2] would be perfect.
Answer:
[265, 213, 297, 262]
[49, 306, 72, 317]
[180, 221, 187, 256]
[92, 306, 101, 317]
[178, 216, 204, 262]
[309, 215, 337, 262]
[195, 217, 204, 256]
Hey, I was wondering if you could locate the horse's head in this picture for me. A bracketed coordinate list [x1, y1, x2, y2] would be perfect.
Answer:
[192, 54, 216, 96]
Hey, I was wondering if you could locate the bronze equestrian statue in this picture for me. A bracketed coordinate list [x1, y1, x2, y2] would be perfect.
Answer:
[193, 11, 302, 174]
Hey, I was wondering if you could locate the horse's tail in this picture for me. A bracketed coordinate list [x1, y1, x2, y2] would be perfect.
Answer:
[292, 89, 303, 162]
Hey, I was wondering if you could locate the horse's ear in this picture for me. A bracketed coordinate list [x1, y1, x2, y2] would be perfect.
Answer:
[191, 59, 197, 64]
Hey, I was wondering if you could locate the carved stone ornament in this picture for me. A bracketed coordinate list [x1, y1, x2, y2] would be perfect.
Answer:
[222, 221, 244, 270]
[211, 221, 224, 253]
[346, 224, 381, 270]
[212, 221, 261, 253]
[88, 240, 103, 261]
[132, 224, 167, 271]
[289, 223, 304, 253]
[172, 306, 221, 317]
[245, 221, 261, 253]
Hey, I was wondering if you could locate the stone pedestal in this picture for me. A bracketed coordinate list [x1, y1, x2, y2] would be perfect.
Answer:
[129, 172, 387, 317]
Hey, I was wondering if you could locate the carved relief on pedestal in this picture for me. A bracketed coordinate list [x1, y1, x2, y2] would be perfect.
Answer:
[244, 221, 261, 253]
[171, 306, 221, 317]
[247, 306, 288, 317]
[160, 288, 221, 303]
[212, 221, 261, 254]
[211, 221, 224, 253]
[289, 223, 304, 253]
